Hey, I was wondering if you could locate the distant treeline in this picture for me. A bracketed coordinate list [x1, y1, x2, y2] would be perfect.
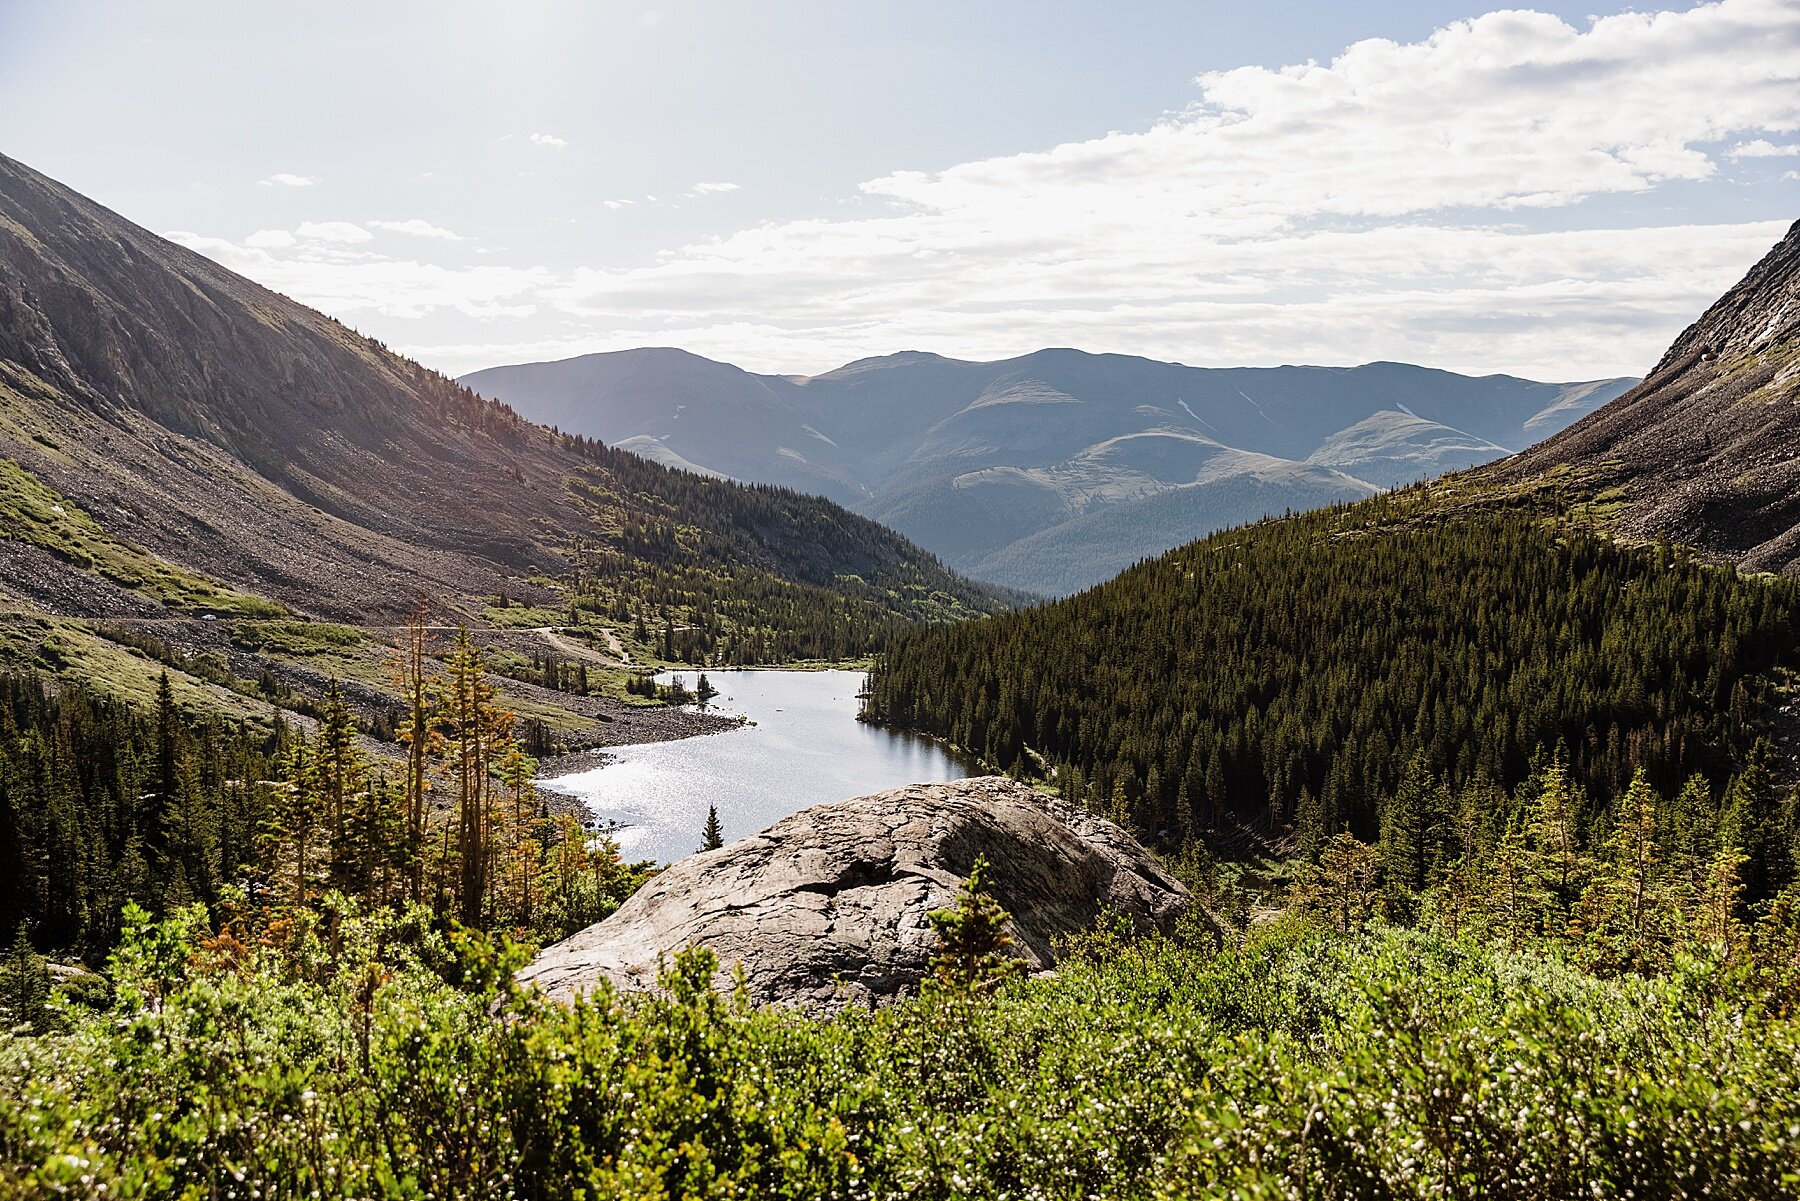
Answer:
[564, 460, 1018, 665]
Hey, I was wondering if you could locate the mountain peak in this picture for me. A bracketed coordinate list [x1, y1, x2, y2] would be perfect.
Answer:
[464, 342, 1637, 596]
[1494, 220, 1800, 572]
[1650, 218, 1800, 380]
[0, 152, 1007, 631]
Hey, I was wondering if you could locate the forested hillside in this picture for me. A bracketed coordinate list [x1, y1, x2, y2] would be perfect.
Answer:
[865, 489, 1800, 857]
[865, 224, 1800, 876]
[0, 642, 648, 961]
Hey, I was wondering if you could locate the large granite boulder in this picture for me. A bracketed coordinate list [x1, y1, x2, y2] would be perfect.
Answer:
[517, 776, 1198, 1010]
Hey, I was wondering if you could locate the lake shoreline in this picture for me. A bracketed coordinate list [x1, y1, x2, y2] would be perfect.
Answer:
[533, 668, 974, 864]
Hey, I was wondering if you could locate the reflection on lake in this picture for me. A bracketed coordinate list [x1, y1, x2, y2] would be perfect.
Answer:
[538, 669, 976, 864]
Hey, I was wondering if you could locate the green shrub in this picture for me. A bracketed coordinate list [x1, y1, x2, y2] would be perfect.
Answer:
[3, 902, 1797, 1198]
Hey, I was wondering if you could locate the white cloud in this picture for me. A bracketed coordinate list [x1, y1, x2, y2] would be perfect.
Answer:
[176, 1, 1800, 382]
[367, 218, 463, 241]
[536, 220, 1789, 379]
[1730, 138, 1800, 158]
[846, 1, 1797, 231]
[538, 0, 1799, 378]
[691, 181, 740, 195]
[604, 199, 636, 211]
[295, 221, 373, 245]
[163, 228, 549, 322]
[529, 133, 567, 148]
[244, 228, 297, 250]
[258, 172, 316, 188]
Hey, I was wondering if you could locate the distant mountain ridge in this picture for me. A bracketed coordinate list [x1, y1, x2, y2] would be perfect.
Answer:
[858, 221, 1800, 881]
[463, 348, 1637, 594]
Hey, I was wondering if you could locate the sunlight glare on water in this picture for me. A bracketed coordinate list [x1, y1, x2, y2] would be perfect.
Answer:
[537, 669, 975, 865]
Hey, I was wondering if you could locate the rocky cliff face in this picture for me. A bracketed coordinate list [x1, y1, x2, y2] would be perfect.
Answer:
[1493, 221, 1800, 571]
[516, 777, 1198, 1010]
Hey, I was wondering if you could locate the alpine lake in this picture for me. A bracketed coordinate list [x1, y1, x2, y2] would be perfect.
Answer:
[538, 669, 977, 865]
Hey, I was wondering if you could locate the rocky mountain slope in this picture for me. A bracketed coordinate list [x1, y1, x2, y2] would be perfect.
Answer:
[0, 152, 1010, 738]
[463, 349, 1635, 594]
[517, 776, 1197, 1010]
[1491, 220, 1800, 572]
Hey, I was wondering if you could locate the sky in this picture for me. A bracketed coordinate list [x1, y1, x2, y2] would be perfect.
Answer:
[2, 0, 1796, 381]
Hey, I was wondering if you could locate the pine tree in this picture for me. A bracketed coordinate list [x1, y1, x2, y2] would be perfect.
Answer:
[1528, 752, 1587, 921]
[497, 743, 539, 922]
[1299, 830, 1380, 934]
[1694, 842, 1748, 963]
[1722, 741, 1795, 908]
[1378, 754, 1432, 917]
[926, 856, 1025, 996]
[700, 803, 724, 852]
[392, 608, 440, 903]
[1577, 768, 1670, 971]
[275, 738, 323, 907]
[0, 924, 48, 1034]
[437, 631, 515, 928]
[318, 680, 366, 889]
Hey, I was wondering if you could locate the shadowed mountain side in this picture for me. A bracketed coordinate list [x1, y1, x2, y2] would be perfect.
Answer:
[966, 466, 1381, 598]
[0, 152, 1010, 631]
[464, 348, 1635, 595]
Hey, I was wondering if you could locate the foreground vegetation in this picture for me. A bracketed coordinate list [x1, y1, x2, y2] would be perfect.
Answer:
[2, 889, 1797, 1199]
[8, 476, 1799, 1196]
[4, 724, 1799, 1198]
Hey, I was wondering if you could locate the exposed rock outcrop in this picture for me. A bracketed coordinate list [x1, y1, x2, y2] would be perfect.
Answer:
[1490, 220, 1800, 571]
[516, 776, 1198, 1010]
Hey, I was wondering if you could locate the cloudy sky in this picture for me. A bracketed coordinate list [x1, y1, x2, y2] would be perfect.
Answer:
[3, 0, 1796, 380]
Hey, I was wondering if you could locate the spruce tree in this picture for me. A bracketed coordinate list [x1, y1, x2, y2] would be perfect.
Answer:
[1578, 768, 1670, 971]
[1723, 741, 1795, 908]
[392, 608, 439, 902]
[926, 856, 1024, 996]
[700, 803, 725, 852]
[318, 680, 366, 889]
[1300, 830, 1379, 934]
[498, 744, 539, 920]
[0, 924, 48, 1034]
[437, 631, 515, 928]
[1528, 752, 1587, 919]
